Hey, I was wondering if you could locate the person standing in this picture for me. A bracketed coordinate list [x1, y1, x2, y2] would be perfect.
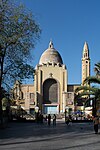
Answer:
[65, 116, 70, 125]
[48, 114, 51, 126]
[93, 116, 99, 134]
[53, 114, 56, 126]
[44, 115, 47, 124]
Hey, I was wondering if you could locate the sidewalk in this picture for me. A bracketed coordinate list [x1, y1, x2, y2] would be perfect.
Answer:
[0, 120, 100, 150]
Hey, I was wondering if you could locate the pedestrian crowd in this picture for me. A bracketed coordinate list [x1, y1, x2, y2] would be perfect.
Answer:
[35, 113, 56, 126]
[35, 112, 100, 134]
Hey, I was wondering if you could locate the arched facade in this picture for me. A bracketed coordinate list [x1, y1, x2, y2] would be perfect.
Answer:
[34, 41, 68, 114]
[42, 78, 60, 114]
[43, 78, 59, 104]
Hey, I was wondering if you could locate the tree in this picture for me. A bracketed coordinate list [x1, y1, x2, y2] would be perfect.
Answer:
[94, 62, 100, 77]
[0, 0, 41, 125]
[75, 85, 100, 116]
[75, 62, 100, 116]
[84, 62, 100, 85]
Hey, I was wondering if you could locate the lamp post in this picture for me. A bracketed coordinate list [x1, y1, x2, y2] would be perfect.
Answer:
[35, 105, 39, 122]
[75, 102, 78, 120]
[65, 106, 69, 123]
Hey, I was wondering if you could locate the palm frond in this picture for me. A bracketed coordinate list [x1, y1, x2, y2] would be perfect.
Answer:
[94, 62, 100, 76]
[84, 76, 100, 84]
[75, 85, 97, 93]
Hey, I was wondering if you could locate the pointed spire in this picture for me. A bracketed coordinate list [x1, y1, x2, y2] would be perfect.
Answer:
[83, 41, 89, 52]
[82, 41, 90, 85]
[49, 40, 54, 49]
[83, 41, 89, 58]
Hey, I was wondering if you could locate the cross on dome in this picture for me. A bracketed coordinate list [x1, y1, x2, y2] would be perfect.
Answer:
[49, 40, 54, 48]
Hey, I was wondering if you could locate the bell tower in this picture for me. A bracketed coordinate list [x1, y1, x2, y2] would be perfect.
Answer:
[82, 42, 90, 85]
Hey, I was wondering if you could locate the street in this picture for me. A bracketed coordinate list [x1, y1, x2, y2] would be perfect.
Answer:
[0, 120, 100, 150]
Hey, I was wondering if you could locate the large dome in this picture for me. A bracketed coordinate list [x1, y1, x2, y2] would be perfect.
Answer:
[39, 41, 63, 65]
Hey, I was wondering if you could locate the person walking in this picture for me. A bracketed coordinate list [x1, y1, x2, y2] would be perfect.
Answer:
[53, 114, 56, 126]
[44, 115, 47, 124]
[48, 114, 51, 126]
[65, 116, 70, 125]
[93, 115, 99, 134]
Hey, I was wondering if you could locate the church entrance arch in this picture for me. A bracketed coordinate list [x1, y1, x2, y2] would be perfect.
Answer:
[43, 78, 59, 114]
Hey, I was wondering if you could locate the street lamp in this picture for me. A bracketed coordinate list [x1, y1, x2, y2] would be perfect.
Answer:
[35, 105, 39, 122]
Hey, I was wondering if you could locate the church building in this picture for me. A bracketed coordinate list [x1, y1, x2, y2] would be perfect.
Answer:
[13, 40, 90, 115]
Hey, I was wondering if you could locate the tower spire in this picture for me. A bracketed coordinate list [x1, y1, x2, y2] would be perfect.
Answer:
[82, 41, 90, 85]
[83, 41, 89, 58]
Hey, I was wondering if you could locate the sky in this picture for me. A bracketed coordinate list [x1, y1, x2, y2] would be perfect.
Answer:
[18, 0, 100, 84]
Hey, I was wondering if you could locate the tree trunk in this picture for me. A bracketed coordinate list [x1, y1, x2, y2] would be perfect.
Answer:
[92, 98, 97, 117]
[0, 54, 3, 126]
[0, 84, 3, 127]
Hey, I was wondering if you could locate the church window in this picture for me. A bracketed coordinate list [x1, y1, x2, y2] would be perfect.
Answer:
[30, 93, 34, 99]
[67, 93, 71, 98]
[30, 93, 35, 103]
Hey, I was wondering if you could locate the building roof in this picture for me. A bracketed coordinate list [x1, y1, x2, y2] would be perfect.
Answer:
[39, 41, 63, 65]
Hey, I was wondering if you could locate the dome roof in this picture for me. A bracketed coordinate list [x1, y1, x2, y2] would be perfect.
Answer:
[39, 41, 63, 65]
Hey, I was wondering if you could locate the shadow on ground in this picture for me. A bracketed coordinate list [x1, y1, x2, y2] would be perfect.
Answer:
[0, 121, 94, 140]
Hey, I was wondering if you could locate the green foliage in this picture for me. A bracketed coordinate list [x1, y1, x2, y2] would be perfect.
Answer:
[75, 85, 100, 98]
[2, 97, 8, 108]
[1, 87, 9, 97]
[84, 76, 100, 85]
[94, 62, 100, 76]
[75, 62, 100, 113]
[0, 0, 41, 89]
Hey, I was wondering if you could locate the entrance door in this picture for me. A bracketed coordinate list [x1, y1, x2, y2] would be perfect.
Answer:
[44, 106, 57, 114]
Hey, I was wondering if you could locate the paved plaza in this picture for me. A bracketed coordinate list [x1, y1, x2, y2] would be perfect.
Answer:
[0, 120, 100, 150]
